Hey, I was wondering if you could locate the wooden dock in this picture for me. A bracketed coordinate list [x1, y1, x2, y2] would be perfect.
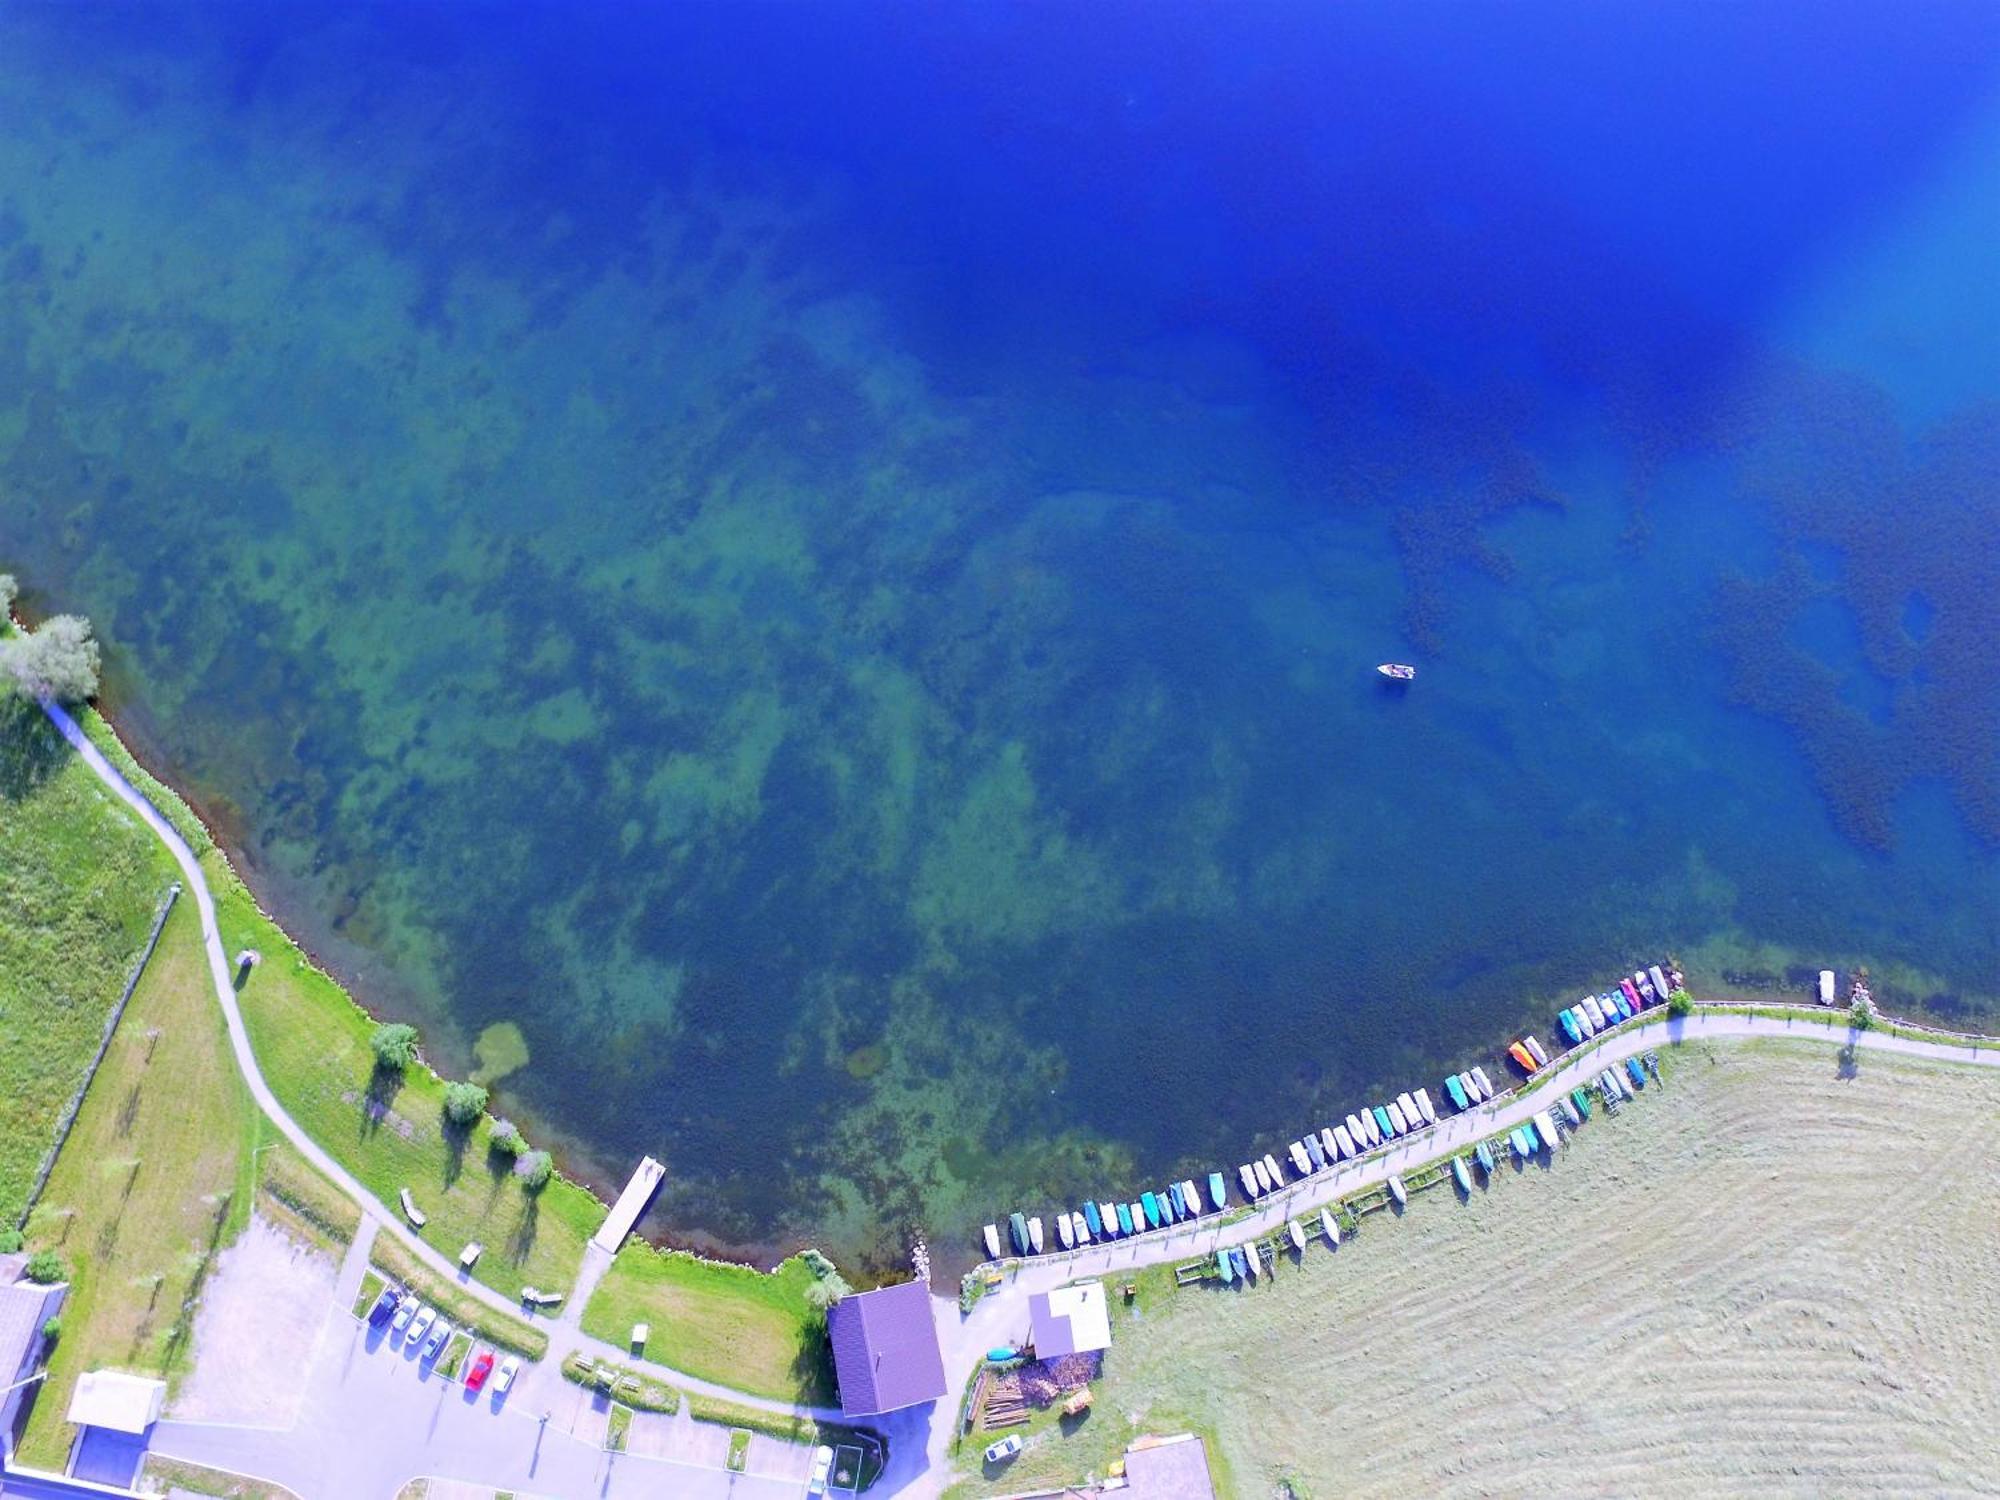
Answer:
[592, 1155, 666, 1254]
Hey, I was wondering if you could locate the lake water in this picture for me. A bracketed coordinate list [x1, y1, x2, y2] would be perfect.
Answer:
[2, 2, 1995, 1274]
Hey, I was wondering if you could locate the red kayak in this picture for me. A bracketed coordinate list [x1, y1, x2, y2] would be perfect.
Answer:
[1507, 1041, 1539, 1075]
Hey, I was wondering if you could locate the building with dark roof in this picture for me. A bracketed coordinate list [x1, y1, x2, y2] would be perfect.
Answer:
[0, 1256, 67, 1459]
[826, 1279, 946, 1418]
[1119, 1434, 1218, 1500]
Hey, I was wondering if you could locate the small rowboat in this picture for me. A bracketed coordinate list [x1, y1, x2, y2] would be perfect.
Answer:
[1634, 970, 1657, 1003]
[1474, 1141, 1494, 1173]
[1580, 996, 1603, 1033]
[1084, 1201, 1103, 1238]
[1396, 1092, 1419, 1127]
[1387, 1174, 1407, 1207]
[1371, 1106, 1394, 1140]
[1470, 1066, 1495, 1100]
[1451, 1157, 1472, 1194]
[1320, 1207, 1341, 1246]
[1167, 1184, 1185, 1219]
[1216, 1248, 1235, 1283]
[1028, 1216, 1044, 1254]
[1523, 1035, 1549, 1068]
[1377, 663, 1416, 680]
[1116, 1202, 1134, 1235]
[1347, 1112, 1373, 1148]
[1319, 1127, 1342, 1162]
[1620, 976, 1645, 1011]
[1100, 1201, 1120, 1235]
[1141, 1192, 1160, 1229]
[1209, 1172, 1227, 1210]
[1507, 1042, 1539, 1074]
[1073, 1210, 1092, 1244]
[1262, 1153, 1284, 1188]
[1333, 1124, 1356, 1159]
[1559, 1009, 1582, 1045]
[1287, 1220, 1307, 1252]
[1128, 1202, 1145, 1234]
[1056, 1214, 1074, 1250]
[983, 1224, 1001, 1259]
[1254, 1160, 1275, 1194]
[1444, 1075, 1468, 1111]
[1386, 1101, 1408, 1135]
[1183, 1180, 1203, 1214]
[1303, 1134, 1327, 1170]
[1289, 1140, 1314, 1176]
[1239, 1164, 1259, 1198]
[1009, 1213, 1029, 1254]
[1241, 1245, 1259, 1280]
[1649, 965, 1673, 1003]
[1414, 1089, 1438, 1126]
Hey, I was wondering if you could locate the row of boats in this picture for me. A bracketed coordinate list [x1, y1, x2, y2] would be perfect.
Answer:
[981, 957, 1680, 1263]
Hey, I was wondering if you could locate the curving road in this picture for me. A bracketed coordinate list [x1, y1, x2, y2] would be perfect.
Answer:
[38, 697, 842, 1425]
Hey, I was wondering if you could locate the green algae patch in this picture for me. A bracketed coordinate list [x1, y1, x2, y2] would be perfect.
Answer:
[580, 1245, 835, 1406]
[471, 1021, 532, 1086]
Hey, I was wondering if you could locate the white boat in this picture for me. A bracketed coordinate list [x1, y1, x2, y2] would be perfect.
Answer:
[1387, 1174, 1407, 1207]
[1254, 1159, 1275, 1193]
[1386, 1101, 1408, 1135]
[1460, 1071, 1482, 1104]
[1056, 1214, 1074, 1250]
[1377, 663, 1416, 680]
[1320, 1127, 1343, 1162]
[1242, 1244, 1260, 1280]
[983, 1224, 1001, 1259]
[1347, 1112, 1373, 1148]
[1536, 1111, 1561, 1150]
[1028, 1216, 1044, 1254]
[1239, 1164, 1259, 1198]
[1289, 1141, 1313, 1176]
[1470, 1066, 1495, 1100]
[1287, 1220, 1307, 1252]
[1524, 1035, 1549, 1068]
[1333, 1124, 1356, 1159]
[1182, 1180, 1201, 1214]
[1262, 1153, 1284, 1188]
[1073, 1211, 1092, 1245]
[1320, 1207, 1341, 1246]
[1580, 996, 1603, 1032]
[1396, 1091, 1419, 1127]
[1414, 1088, 1438, 1126]
[1650, 964, 1673, 1002]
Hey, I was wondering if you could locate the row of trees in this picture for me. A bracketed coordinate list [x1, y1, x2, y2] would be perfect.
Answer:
[370, 1021, 553, 1190]
[0, 575, 102, 703]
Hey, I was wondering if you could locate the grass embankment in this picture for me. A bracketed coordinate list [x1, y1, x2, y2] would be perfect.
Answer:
[0, 697, 177, 1224]
[139, 1455, 302, 1500]
[17, 899, 262, 1469]
[947, 1041, 2000, 1498]
[580, 1244, 835, 1404]
[369, 1235, 549, 1361]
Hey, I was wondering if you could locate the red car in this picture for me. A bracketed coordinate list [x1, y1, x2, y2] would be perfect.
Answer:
[465, 1349, 496, 1391]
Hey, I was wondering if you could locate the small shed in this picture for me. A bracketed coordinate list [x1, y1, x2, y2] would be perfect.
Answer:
[67, 1370, 166, 1434]
[1028, 1280, 1111, 1358]
[826, 1279, 946, 1417]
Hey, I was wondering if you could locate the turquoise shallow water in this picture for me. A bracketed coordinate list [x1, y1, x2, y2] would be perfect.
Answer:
[1, 4, 1995, 1272]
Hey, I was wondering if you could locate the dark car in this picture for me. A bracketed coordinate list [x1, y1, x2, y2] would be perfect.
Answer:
[367, 1286, 401, 1327]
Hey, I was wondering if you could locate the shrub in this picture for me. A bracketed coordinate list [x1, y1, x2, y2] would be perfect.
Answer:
[442, 1081, 489, 1127]
[1666, 988, 1694, 1018]
[370, 1022, 420, 1072]
[0, 614, 101, 702]
[23, 1250, 68, 1284]
[489, 1119, 525, 1157]
[0, 1229, 22, 1254]
[520, 1151, 553, 1191]
[40, 1316, 61, 1343]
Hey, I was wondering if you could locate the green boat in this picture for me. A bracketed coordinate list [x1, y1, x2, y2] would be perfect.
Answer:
[1216, 1248, 1235, 1283]
[1570, 1086, 1593, 1119]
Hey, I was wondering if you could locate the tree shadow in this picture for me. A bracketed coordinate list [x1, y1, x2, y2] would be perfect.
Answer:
[0, 695, 68, 800]
[442, 1117, 473, 1190]
[507, 1195, 541, 1265]
[1837, 1038, 1860, 1080]
[360, 1064, 403, 1140]
[115, 1083, 143, 1139]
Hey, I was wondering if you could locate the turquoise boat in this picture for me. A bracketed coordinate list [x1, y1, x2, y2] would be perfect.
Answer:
[1444, 1075, 1468, 1110]
[1141, 1192, 1160, 1228]
[1521, 1120, 1541, 1151]
[1474, 1141, 1494, 1173]
[1208, 1171, 1226, 1210]
[1083, 1201, 1103, 1237]
[1216, 1248, 1235, 1283]
[1115, 1202, 1134, 1235]
[1372, 1105, 1394, 1138]
[1452, 1157, 1471, 1193]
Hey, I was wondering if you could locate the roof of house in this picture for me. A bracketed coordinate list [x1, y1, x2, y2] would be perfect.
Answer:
[0, 1276, 65, 1383]
[1028, 1280, 1112, 1358]
[66, 1370, 166, 1434]
[1122, 1434, 1218, 1500]
[826, 1279, 947, 1417]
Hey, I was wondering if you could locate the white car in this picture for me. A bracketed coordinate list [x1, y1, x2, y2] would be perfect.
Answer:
[984, 1434, 1023, 1464]
[492, 1356, 520, 1395]
[807, 1444, 833, 1496]
[390, 1295, 419, 1332]
[423, 1319, 454, 1361]
[405, 1306, 436, 1345]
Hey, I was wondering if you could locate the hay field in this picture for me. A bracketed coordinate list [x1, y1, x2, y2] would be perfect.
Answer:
[950, 1039, 2000, 1498]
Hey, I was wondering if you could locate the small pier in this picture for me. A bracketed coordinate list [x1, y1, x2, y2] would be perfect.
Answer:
[592, 1155, 666, 1254]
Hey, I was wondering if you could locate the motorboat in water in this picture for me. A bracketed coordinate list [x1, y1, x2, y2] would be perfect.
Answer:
[1377, 663, 1416, 681]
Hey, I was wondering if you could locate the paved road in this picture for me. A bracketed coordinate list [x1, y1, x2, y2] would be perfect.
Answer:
[41, 697, 842, 1421]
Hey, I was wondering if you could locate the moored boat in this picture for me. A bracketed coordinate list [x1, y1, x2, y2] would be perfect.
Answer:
[1084, 1201, 1103, 1238]
[1289, 1140, 1314, 1176]
[1101, 1201, 1121, 1235]
[1377, 662, 1416, 680]
[1209, 1171, 1227, 1211]
[1452, 1157, 1472, 1193]
[1348, 1111, 1374, 1148]
[1321, 1207, 1341, 1246]
[1028, 1216, 1044, 1254]
[1395, 1092, 1419, 1127]
[1184, 1179, 1204, 1214]
[1009, 1212, 1029, 1254]
[1141, 1192, 1159, 1229]
[1056, 1214, 1074, 1250]
[1371, 1105, 1394, 1140]
[1254, 1159, 1275, 1193]
[1580, 996, 1603, 1032]
[1386, 1100, 1408, 1135]
[1239, 1164, 1258, 1199]
[1524, 1035, 1549, 1068]
[1634, 970, 1656, 1003]
[1620, 976, 1644, 1011]
[1445, 1075, 1468, 1110]
[1415, 1088, 1438, 1125]
[984, 1223, 1002, 1259]
[1074, 1210, 1092, 1244]
[1320, 1126, 1342, 1162]
[1129, 1201, 1145, 1233]
[1167, 1184, 1185, 1219]
[1116, 1202, 1134, 1235]
[1507, 1041, 1539, 1074]
[1559, 1009, 1582, 1045]
[1304, 1133, 1328, 1169]
[1387, 1174, 1407, 1206]
[1262, 1153, 1284, 1188]
[1607, 990, 1630, 1022]
[1333, 1123, 1357, 1158]
[1649, 964, 1672, 1003]
[1470, 1066, 1495, 1100]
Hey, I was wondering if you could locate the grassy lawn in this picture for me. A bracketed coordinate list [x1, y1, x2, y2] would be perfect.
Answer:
[561, 1351, 682, 1413]
[16, 899, 261, 1469]
[351, 1268, 387, 1320]
[605, 1403, 633, 1454]
[139, 1456, 302, 1500]
[254, 1133, 361, 1254]
[0, 696, 178, 1224]
[725, 1428, 750, 1472]
[370, 1234, 550, 1361]
[581, 1245, 834, 1404]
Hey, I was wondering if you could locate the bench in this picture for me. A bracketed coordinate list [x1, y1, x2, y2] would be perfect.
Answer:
[398, 1188, 427, 1228]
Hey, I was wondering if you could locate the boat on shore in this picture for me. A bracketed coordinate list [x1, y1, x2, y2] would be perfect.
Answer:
[1141, 1192, 1159, 1229]
[1359, 1110, 1383, 1147]
[1371, 1105, 1394, 1140]
[1386, 1100, 1408, 1135]
[1451, 1157, 1472, 1193]
[1321, 1207, 1341, 1246]
[1057, 1214, 1074, 1250]
[1320, 1126, 1343, 1162]
[1347, 1112, 1372, 1148]
[1238, 1164, 1259, 1199]
[1475, 1141, 1494, 1173]
[1028, 1216, 1045, 1253]
[984, 1223, 1001, 1259]
[1634, 970, 1657, 1003]
[1241, 1245, 1259, 1280]
[1620, 976, 1644, 1010]
[1289, 1140, 1314, 1176]
[1074, 1210, 1093, 1244]
[1262, 1153, 1284, 1187]
[1524, 1035, 1549, 1067]
[1396, 1091, 1419, 1127]
[1304, 1133, 1328, 1170]
[1216, 1248, 1235, 1284]
[1333, 1123, 1356, 1158]
[1626, 1057, 1648, 1089]
[1507, 1041, 1539, 1074]
[1183, 1179, 1203, 1214]
[1470, 1066, 1495, 1100]
[1009, 1212, 1029, 1255]
[1209, 1172, 1227, 1210]
[1535, 1110, 1560, 1150]
[1649, 964, 1672, 1002]
[1116, 1202, 1134, 1235]
[1444, 1075, 1468, 1110]
[1560, 1009, 1582, 1044]
[1580, 996, 1603, 1032]
[1128, 1201, 1145, 1234]
[1084, 1201, 1103, 1238]
[1376, 662, 1416, 681]
[1415, 1088, 1438, 1125]
[1387, 1174, 1407, 1207]
[1287, 1219, 1307, 1252]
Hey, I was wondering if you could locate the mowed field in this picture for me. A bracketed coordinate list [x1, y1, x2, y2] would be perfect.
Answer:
[950, 1039, 2000, 1499]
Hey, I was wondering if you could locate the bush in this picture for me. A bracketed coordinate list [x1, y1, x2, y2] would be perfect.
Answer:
[489, 1119, 525, 1157]
[520, 1151, 553, 1191]
[1666, 988, 1694, 1018]
[23, 1250, 68, 1284]
[370, 1022, 420, 1072]
[0, 1229, 22, 1254]
[442, 1081, 489, 1127]
[0, 614, 101, 702]
[40, 1316, 61, 1343]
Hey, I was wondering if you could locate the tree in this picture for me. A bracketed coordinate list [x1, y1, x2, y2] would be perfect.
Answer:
[0, 1228, 21, 1254]
[1850, 996, 1874, 1031]
[489, 1119, 525, 1157]
[1666, 988, 1694, 1018]
[0, 614, 101, 702]
[23, 1250, 68, 1284]
[443, 1080, 489, 1126]
[370, 1022, 420, 1072]
[40, 1316, 62, 1343]
[0, 573, 16, 620]
[801, 1248, 851, 1313]
[520, 1150, 553, 1191]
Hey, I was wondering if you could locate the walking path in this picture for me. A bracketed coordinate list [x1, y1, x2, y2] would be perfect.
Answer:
[38, 699, 840, 1423]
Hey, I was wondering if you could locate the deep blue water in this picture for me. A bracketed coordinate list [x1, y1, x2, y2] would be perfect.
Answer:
[1, 1, 1996, 1271]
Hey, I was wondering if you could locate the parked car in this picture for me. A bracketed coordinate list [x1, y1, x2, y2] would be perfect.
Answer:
[984, 1435, 1023, 1464]
[423, 1319, 454, 1361]
[389, 1295, 419, 1332]
[405, 1306, 436, 1345]
[492, 1355, 520, 1395]
[807, 1445, 833, 1496]
[465, 1348, 495, 1391]
[367, 1287, 400, 1326]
